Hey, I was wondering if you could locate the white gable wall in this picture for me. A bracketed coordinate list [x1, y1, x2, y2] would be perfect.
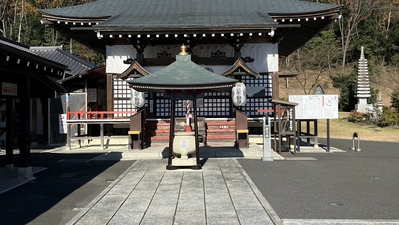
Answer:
[105, 43, 278, 74]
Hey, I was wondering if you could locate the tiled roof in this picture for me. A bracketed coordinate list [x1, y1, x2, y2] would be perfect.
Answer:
[30, 46, 97, 75]
[41, 0, 341, 30]
[40, 0, 341, 22]
[0, 36, 68, 78]
[39, 0, 342, 56]
[0, 37, 31, 53]
[0, 36, 67, 94]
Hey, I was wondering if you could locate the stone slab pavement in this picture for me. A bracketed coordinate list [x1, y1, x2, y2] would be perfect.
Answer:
[67, 158, 280, 225]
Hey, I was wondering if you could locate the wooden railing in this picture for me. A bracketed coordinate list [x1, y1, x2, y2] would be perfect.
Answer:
[67, 111, 138, 120]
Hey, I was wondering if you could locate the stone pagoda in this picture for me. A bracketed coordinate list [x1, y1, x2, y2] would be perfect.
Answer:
[355, 46, 371, 113]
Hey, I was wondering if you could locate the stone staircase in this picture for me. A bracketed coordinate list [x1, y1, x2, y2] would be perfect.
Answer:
[205, 119, 236, 145]
[144, 119, 171, 145]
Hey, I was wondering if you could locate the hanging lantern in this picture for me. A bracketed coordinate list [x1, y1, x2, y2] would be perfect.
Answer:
[130, 88, 145, 108]
[232, 82, 246, 106]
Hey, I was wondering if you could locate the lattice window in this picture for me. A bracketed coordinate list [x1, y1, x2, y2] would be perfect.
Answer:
[154, 92, 231, 118]
[148, 74, 272, 118]
[242, 74, 273, 117]
[154, 93, 171, 117]
[113, 78, 148, 118]
[200, 97, 230, 117]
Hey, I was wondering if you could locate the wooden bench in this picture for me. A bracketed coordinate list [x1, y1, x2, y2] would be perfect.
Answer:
[66, 119, 130, 150]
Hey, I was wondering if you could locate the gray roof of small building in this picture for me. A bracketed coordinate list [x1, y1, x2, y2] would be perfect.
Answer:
[40, 0, 340, 29]
[30, 46, 97, 76]
[128, 53, 238, 91]
[0, 36, 68, 78]
[0, 36, 67, 94]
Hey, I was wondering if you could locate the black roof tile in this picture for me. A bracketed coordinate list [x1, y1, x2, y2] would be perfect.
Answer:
[30, 46, 97, 75]
[41, 0, 340, 29]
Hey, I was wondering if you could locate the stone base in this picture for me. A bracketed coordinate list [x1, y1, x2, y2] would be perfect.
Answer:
[262, 157, 273, 162]
[172, 158, 197, 167]
[18, 166, 33, 179]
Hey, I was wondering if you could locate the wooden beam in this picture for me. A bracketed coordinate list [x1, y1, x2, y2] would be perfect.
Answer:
[106, 74, 114, 118]
[272, 72, 279, 100]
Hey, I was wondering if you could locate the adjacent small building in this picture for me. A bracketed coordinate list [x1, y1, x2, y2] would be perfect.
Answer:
[0, 36, 68, 178]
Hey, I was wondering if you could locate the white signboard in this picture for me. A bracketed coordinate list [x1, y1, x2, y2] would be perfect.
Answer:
[2, 82, 17, 96]
[59, 114, 67, 134]
[289, 95, 338, 119]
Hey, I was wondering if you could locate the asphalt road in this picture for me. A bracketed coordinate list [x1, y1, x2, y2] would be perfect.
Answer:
[0, 149, 134, 225]
[238, 138, 399, 220]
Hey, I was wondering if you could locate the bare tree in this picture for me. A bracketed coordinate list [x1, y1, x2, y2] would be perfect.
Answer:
[17, 0, 24, 42]
[281, 30, 340, 95]
[0, 0, 13, 37]
[338, 0, 376, 67]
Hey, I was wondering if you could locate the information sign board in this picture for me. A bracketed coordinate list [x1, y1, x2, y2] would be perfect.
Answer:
[289, 95, 338, 119]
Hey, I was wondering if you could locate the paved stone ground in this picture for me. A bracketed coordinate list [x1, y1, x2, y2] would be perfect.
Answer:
[68, 158, 279, 225]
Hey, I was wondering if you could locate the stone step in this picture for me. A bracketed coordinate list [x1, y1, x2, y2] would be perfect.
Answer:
[207, 128, 235, 133]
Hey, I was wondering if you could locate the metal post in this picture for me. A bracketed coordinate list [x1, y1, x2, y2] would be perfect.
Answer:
[100, 123, 104, 149]
[327, 119, 330, 152]
[351, 132, 361, 152]
[262, 116, 273, 161]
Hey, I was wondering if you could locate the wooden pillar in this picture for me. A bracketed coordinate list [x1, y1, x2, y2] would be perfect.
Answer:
[31, 98, 38, 146]
[193, 91, 201, 169]
[136, 51, 144, 66]
[39, 98, 49, 144]
[18, 74, 33, 179]
[272, 72, 279, 100]
[167, 97, 176, 169]
[6, 98, 14, 167]
[106, 73, 114, 134]
[106, 73, 114, 114]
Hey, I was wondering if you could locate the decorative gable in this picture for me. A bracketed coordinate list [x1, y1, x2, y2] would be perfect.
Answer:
[221, 58, 259, 78]
[117, 60, 150, 79]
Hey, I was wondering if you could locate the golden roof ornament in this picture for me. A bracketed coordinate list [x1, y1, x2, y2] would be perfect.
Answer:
[179, 45, 188, 56]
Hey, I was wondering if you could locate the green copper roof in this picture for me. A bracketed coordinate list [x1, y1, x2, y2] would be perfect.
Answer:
[127, 53, 238, 91]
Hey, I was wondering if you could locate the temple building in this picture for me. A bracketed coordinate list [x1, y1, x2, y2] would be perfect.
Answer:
[39, 0, 342, 144]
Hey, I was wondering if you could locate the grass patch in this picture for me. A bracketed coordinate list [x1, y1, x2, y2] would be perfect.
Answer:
[311, 112, 399, 142]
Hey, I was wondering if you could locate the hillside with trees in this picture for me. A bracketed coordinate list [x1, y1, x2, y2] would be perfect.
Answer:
[2, 0, 399, 115]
